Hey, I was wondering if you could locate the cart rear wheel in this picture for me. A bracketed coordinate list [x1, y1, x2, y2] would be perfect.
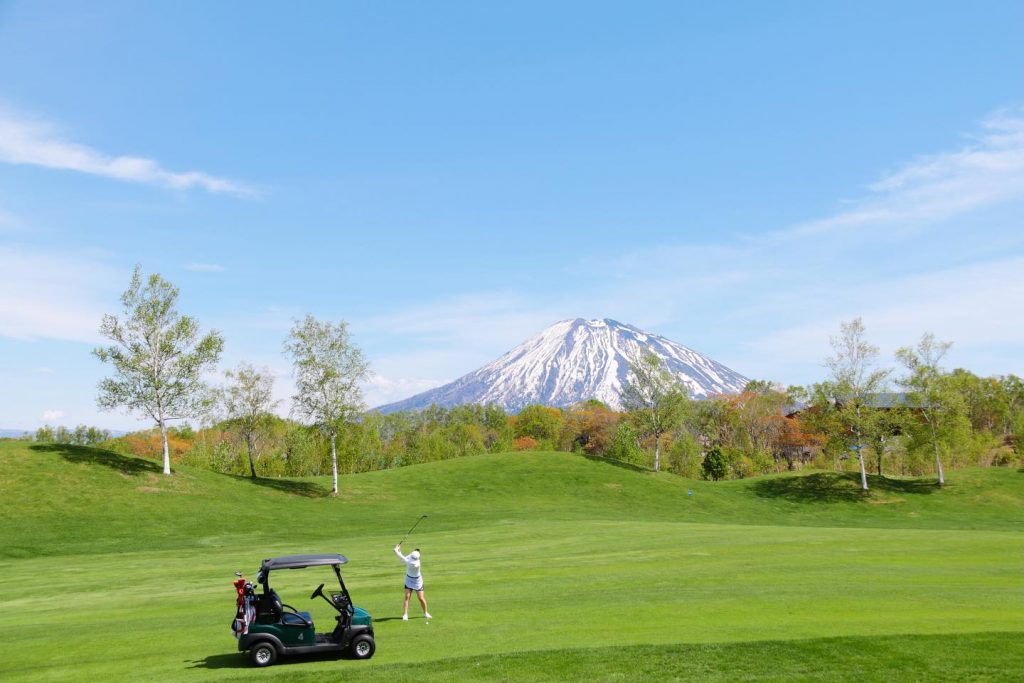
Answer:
[350, 634, 375, 659]
[250, 641, 278, 667]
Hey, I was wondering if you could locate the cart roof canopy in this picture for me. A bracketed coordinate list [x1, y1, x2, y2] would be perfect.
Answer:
[261, 553, 348, 571]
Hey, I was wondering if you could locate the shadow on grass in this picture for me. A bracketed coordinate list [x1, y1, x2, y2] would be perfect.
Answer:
[188, 650, 344, 670]
[188, 653, 246, 670]
[581, 454, 650, 473]
[31, 443, 161, 476]
[231, 474, 330, 498]
[751, 471, 938, 504]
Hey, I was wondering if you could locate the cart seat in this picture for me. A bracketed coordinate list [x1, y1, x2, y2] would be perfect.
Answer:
[282, 611, 313, 626]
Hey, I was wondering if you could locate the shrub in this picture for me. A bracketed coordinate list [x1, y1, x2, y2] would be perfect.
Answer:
[667, 433, 703, 478]
[512, 405, 563, 443]
[513, 436, 538, 451]
[607, 422, 647, 467]
[702, 447, 728, 481]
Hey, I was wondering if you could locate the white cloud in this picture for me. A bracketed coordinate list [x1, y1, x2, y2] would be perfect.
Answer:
[360, 107, 1024, 397]
[0, 245, 119, 343]
[36, 367, 55, 374]
[785, 106, 1024, 238]
[345, 292, 573, 408]
[0, 107, 256, 197]
[738, 256, 1024, 382]
[185, 262, 227, 273]
[42, 409, 65, 421]
[362, 373, 448, 409]
[362, 291, 559, 346]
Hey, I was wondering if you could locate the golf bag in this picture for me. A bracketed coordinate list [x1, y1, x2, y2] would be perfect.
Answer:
[231, 578, 256, 638]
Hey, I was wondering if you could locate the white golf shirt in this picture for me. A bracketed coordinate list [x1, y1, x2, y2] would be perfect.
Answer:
[394, 547, 423, 590]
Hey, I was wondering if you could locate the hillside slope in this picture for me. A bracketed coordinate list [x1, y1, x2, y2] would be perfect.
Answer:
[2, 440, 1023, 682]
[2, 441, 1022, 558]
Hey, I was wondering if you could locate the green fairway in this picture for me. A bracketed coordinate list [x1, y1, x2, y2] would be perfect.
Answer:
[1, 441, 1022, 681]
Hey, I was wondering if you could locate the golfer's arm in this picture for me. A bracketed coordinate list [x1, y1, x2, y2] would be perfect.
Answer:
[394, 547, 408, 562]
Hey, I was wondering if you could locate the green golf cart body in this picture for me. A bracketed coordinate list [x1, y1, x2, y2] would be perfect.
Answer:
[237, 553, 375, 666]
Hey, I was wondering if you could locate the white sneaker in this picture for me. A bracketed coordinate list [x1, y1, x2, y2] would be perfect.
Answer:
[402, 614, 408, 621]
[424, 612, 432, 619]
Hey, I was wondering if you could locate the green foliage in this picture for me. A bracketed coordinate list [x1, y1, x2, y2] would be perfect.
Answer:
[284, 315, 369, 431]
[687, 397, 736, 449]
[1013, 413, 1024, 455]
[218, 362, 280, 478]
[861, 408, 912, 477]
[87, 316, 1024, 486]
[559, 401, 619, 454]
[746, 448, 775, 478]
[104, 361, 1024, 483]
[896, 333, 962, 484]
[92, 265, 223, 475]
[512, 404, 563, 447]
[743, 378, 778, 394]
[606, 421, 647, 466]
[282, 424, 329, 476]
[34, 424, 111, 445]
[702, 446, 728, 480]
[442, 422, 486, 457]
[666, 432, 703, 477]
[621, 353, 689, 471]
[284, 315, 370, 494]
[817, 318, 891, 490]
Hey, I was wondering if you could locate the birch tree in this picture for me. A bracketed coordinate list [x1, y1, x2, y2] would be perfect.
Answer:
[93, 265, 223, 475]
[220, 363, 280, 479]
[620, 352, 687, 472]
[822, 318, 890, 491]
[896, 333, 963, 486]
[284, 315, 369, 495]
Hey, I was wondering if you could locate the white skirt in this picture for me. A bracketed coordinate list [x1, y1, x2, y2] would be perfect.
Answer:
[404, 574, 423, 591]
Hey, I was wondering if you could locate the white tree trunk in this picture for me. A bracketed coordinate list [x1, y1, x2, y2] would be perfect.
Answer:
[247, 433, 257, 479]
[653, 433, 660, 472]
[929, 420, 945, 486]
[330, 432, 339, 496]
[854, 410, 868, 491]
[159, 421, 171, 475]
[857, 448, 868, 491]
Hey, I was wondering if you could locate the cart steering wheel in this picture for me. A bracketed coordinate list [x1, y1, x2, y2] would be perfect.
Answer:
[310, 583, 325, 601]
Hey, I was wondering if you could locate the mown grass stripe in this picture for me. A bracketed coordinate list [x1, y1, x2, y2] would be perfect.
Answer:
[1, 441, 1021, 681]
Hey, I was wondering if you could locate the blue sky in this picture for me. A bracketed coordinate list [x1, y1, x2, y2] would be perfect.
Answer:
[1, 1, 1023, 431]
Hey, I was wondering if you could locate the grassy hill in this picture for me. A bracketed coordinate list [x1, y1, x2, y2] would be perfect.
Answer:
[1, 440, 1022, 681]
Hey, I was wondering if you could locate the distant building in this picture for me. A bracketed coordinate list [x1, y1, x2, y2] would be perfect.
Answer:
[785, 392, 922, 418]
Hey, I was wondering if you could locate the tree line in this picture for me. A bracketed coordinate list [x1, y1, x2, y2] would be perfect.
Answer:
[85, 355, 1022, 486]
[89, 266, 366, 495]
[53, 266, 1023, 490]
[31, 424, 112, 446]
[92, 372, 1020, 486]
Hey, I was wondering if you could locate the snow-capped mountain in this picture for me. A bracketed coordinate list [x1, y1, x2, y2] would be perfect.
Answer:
[375, 318, 749, 413]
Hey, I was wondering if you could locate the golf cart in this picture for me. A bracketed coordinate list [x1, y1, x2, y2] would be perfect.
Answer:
[236, 553, 375, 666]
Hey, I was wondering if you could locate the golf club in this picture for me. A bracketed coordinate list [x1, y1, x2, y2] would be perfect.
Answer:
[398, 515, 427, 545]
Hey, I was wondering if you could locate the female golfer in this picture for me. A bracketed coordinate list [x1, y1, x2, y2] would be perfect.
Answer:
[394, 543, 431, 620]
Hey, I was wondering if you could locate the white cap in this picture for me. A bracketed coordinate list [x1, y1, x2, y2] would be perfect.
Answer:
[410, 550, 420, 560]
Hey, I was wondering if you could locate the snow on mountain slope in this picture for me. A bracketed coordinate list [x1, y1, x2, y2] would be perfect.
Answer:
[375, 318, 749, 413]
